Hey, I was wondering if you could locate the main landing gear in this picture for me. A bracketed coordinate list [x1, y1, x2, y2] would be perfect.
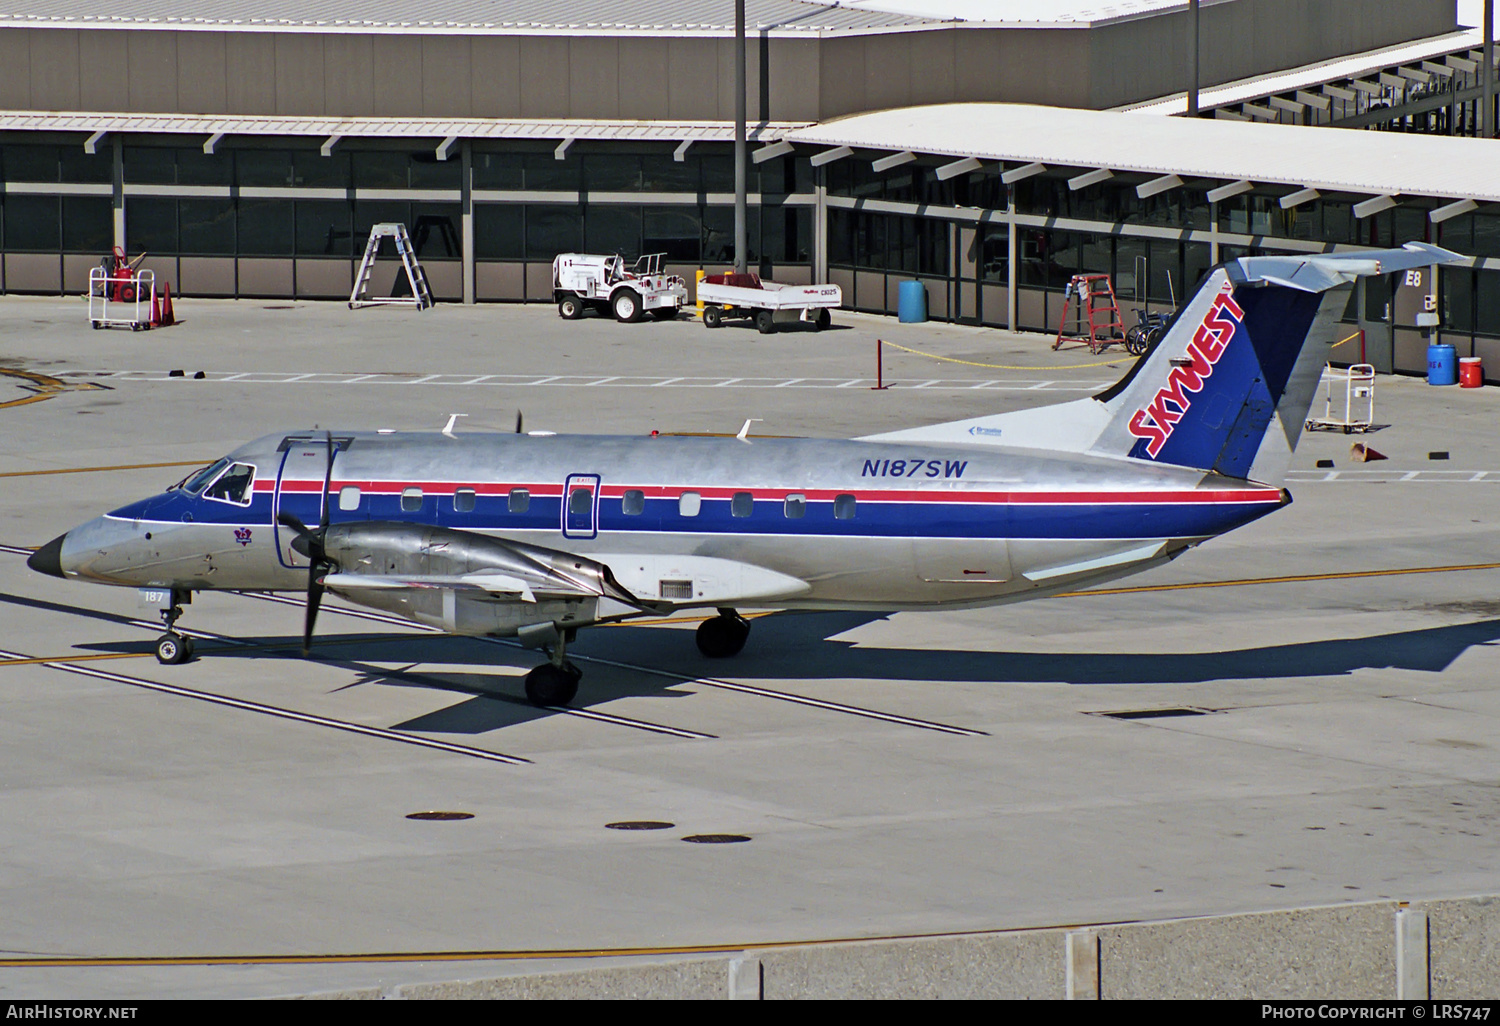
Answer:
[696, 609, 750, 659]
[525, 628, 581, 707]
[154, 589, 195, 665]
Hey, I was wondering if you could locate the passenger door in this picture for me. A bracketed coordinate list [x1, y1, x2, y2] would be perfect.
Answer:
[562, 474, 600, 540]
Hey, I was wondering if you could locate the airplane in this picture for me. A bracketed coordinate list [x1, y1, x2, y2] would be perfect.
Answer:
[28, 242, 1461, 708]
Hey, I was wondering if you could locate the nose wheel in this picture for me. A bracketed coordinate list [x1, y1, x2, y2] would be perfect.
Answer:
[696, 609, 750, 658]
[154, 588, 195, 665]
[155, 632, 194, 665]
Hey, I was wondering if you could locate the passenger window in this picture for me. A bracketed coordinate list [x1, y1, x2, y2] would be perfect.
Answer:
[454, 488, 476, 513]
[678, 491, 701, 517]
[203, 462, 256, 505]
[622, 489, 645, 516]
[731, 492, 753, 518]
[338, 486, 361, 511]
[508, 488, 530, 513]
[401, 487, 423, 512]
[784, 493, 806, 519]
[569, 486, 593, 515]
[833, 493, 857, 520]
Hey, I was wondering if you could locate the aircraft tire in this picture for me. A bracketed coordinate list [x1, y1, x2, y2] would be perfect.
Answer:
[703, 305, 723, 329]
[155, 632, 189, 665]
[613, 290, 643, 323]
[755, 310, 776, 334]
[525, 662, 581, 707]
[558, 296, 584, 320]
[696, 613, 750, 658]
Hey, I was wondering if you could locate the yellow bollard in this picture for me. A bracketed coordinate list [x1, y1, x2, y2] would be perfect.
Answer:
[695, 269, 705, 315]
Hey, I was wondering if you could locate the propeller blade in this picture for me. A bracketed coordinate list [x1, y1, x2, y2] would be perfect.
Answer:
[276, 511, 311, 535]
[515, 411, 523, 434]
[321, 430, 335, 531]
[303, 564, 325, 657]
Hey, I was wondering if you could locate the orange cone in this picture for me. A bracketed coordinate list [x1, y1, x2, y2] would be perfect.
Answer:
[1350, 442, 1387, 462]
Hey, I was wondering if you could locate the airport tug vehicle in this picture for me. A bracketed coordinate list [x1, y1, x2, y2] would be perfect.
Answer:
[696, 272, 842, 333]
[552, 253, 688, 323]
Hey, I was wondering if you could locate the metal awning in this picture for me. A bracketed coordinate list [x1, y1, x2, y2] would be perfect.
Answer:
[783, 102, 1500, 203]
[0, 112, 810, 146]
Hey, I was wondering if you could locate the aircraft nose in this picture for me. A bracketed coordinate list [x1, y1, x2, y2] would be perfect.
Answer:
[27, 533, 67, 578]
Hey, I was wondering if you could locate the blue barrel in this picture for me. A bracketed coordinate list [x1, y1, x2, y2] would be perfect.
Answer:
[898, 279, 927, 323]
[1427, 342, 1458, 386]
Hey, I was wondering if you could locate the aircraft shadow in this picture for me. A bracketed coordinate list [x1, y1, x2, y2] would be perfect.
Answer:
[10, 589, 1499, 735]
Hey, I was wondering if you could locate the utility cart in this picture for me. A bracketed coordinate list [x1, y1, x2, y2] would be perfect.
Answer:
[88, 265, 155, 331]
[553, 253, 687, 323]
[1305, 363, 1376, 434]
[697, 272, 842, 333]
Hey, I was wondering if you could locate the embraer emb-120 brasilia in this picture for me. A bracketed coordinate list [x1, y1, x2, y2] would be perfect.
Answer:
[30, 244, 1460, 707]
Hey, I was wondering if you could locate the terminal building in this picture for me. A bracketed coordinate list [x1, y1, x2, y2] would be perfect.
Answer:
[0, 0, 1496, 374]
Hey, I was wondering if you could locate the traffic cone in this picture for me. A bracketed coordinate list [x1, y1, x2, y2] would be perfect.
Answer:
[159, 283, 175, 326]
[1350, 442, 1387, 462]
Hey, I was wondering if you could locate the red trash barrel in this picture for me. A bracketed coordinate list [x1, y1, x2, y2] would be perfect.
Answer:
[1460, 356, 1483, 388]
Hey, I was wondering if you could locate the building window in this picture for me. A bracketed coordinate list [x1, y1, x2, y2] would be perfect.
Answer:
[475, 205, 524, 260]
[237, 199, 295, 256]
[526, 205, 583, 260]
[180, 200, 236, 255]
[296, 201, 353, 257]
[61, 197, 112, 253]
[5, 196, 61, 252]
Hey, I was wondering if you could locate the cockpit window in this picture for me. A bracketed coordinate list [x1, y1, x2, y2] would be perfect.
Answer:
[202, 463, 257, 505]
[181, 458, 232, 494]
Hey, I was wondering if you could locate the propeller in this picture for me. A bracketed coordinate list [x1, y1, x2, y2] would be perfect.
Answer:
[275, 430, 336, 656]
[515, 410, 524, 434]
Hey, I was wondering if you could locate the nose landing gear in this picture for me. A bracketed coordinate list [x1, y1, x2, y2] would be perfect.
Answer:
[154, 588, 195, 665]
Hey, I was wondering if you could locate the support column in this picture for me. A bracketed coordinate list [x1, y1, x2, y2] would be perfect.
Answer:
[813, 169, 828, 285]
[112, 136, 125, 252]
[461, 140, 474, 305]
[1006, 185, 1018, 331]
[1484, 0, 1495, 138]
[1209, 200, 1220, 266]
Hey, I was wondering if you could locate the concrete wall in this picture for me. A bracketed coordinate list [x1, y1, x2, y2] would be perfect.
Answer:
[299, 892, 1500, 999]
[0, 0, 1456, 122]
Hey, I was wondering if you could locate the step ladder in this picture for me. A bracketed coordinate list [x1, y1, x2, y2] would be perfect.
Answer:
[349, 223, 434, 310]
[1053, 273, 1124, 354]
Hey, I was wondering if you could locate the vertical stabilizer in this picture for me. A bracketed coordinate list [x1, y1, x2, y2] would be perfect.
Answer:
[861, 243, 1464, 484]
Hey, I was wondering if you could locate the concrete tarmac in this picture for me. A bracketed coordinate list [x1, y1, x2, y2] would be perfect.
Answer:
[2, 296, 1499, 998]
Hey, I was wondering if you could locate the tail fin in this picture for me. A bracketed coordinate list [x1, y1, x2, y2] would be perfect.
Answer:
[862, 243, 1464, 483]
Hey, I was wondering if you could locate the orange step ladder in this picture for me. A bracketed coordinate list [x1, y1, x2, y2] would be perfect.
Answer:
[1053, 274, 1125, 354]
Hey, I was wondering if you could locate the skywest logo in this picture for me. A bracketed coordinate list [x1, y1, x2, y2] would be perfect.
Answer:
[1127, 285, 1246, 458]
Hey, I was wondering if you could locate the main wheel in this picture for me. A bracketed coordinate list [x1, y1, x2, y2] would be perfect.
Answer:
[558, 295, 584, 320]
[703, 305, 724, 329]
[155, 632, 190, 665]
[650, 307, 677, 322]
[525, 662, 581, 707]
[813, 308, 831, 331]
[613, 290, 642, 323]
[696, 613, 750, 658]
[755, 310, 776, 334]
